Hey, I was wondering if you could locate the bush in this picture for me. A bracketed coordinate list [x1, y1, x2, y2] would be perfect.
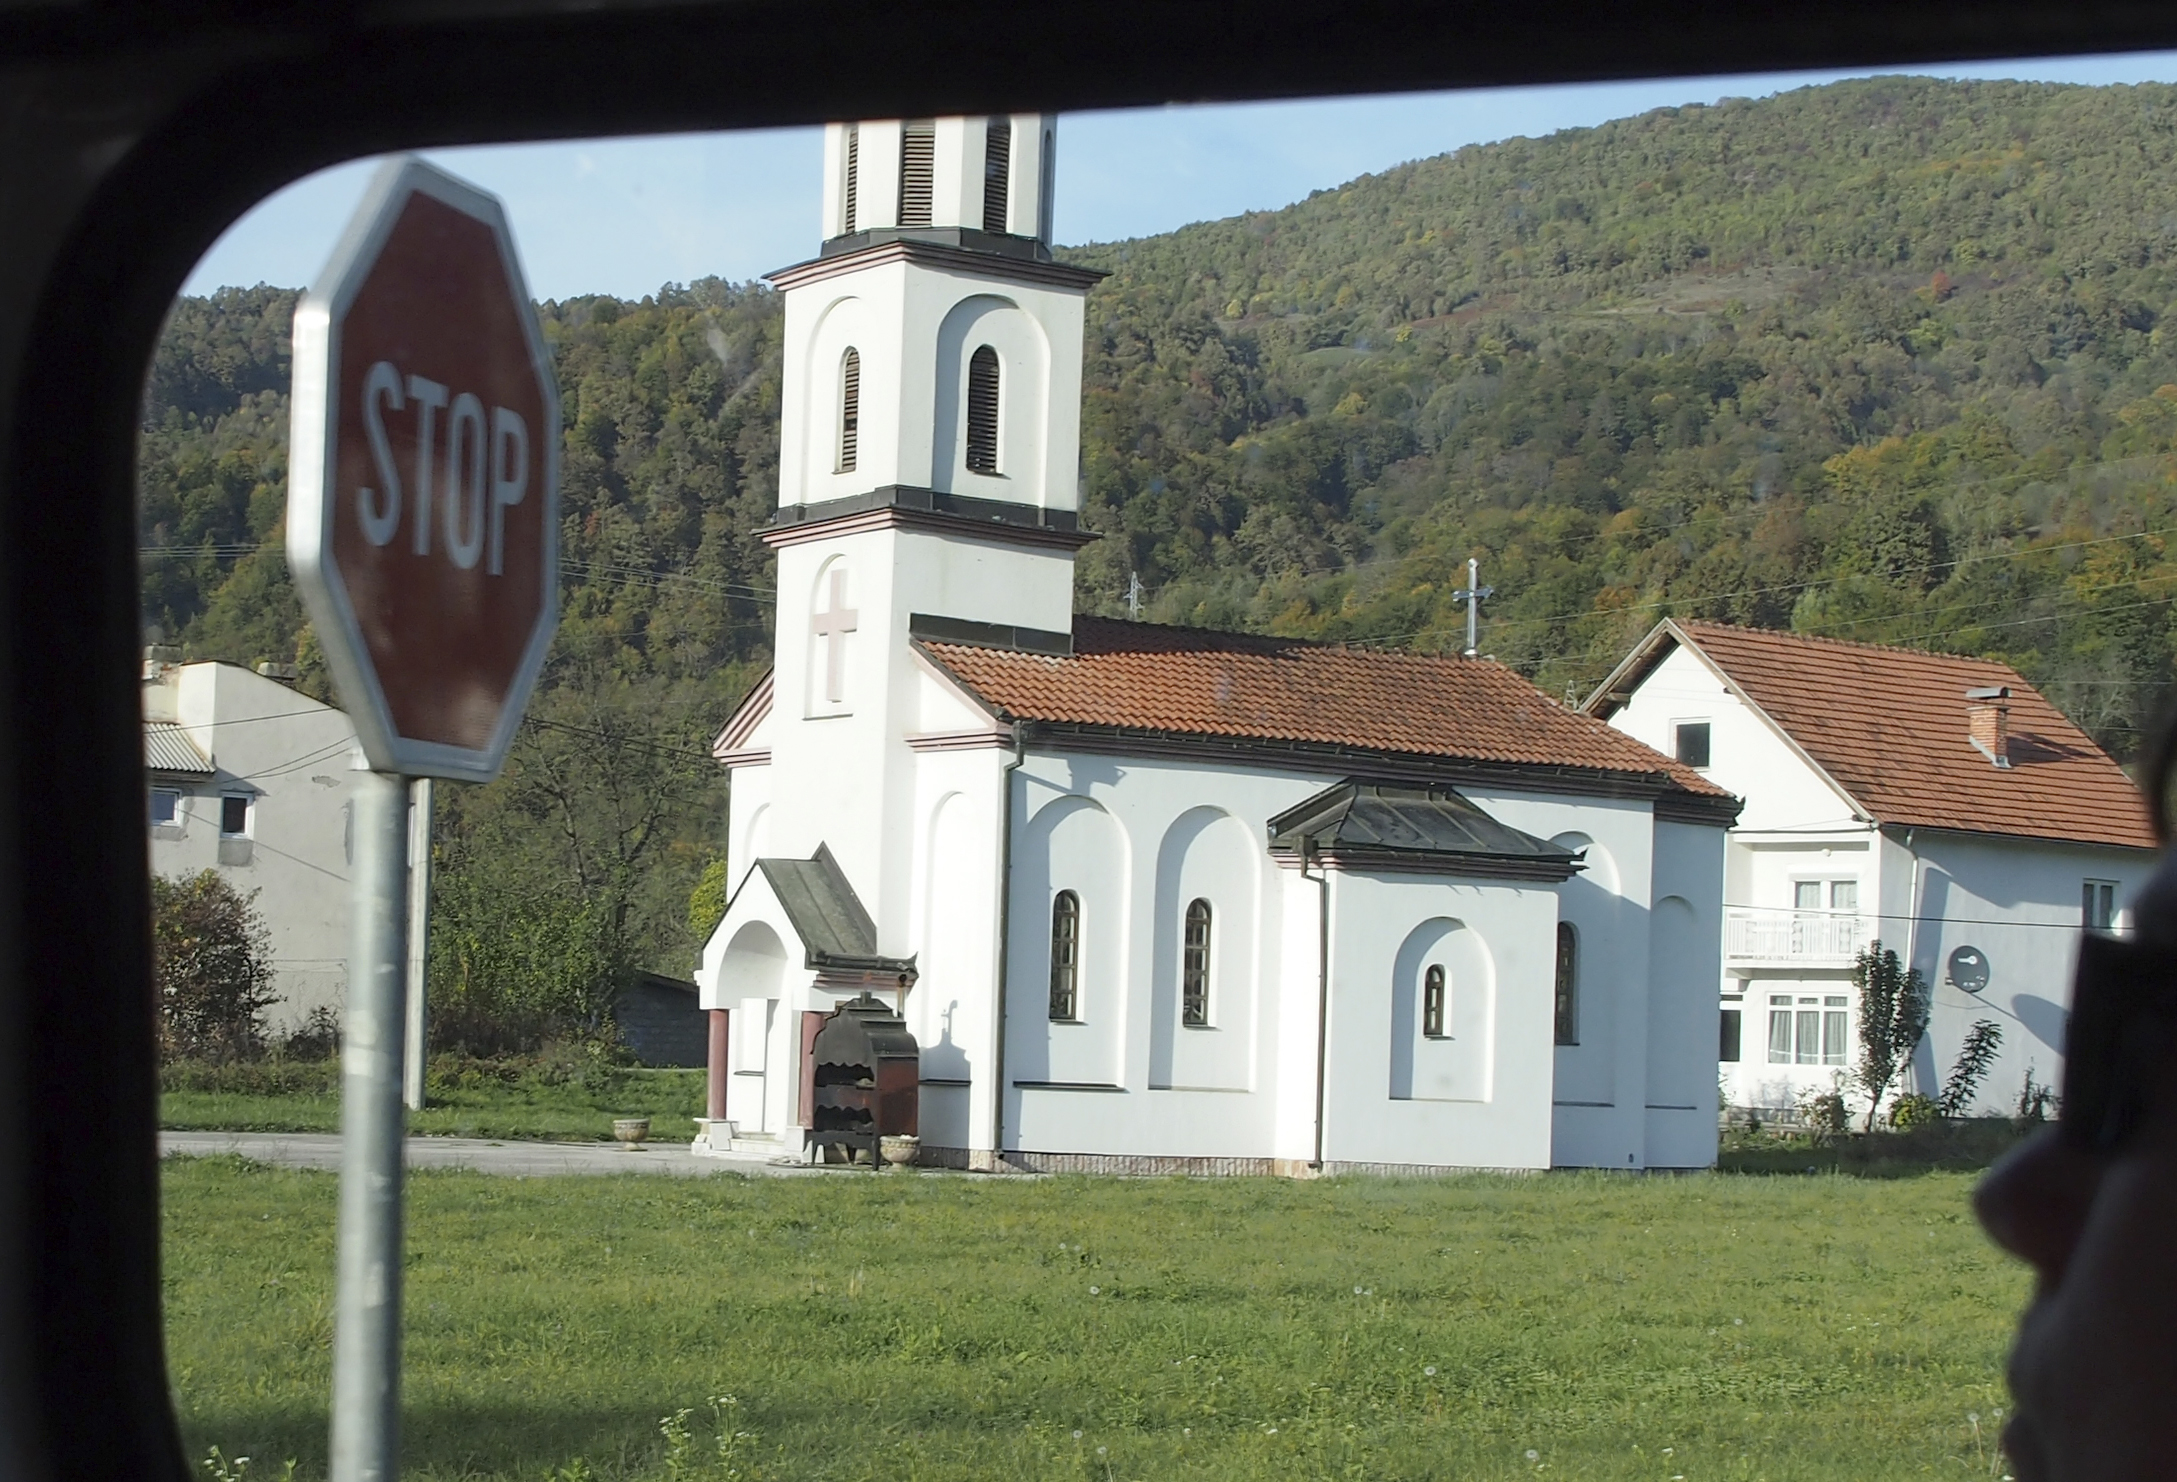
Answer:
[152, 870, 276, 1063]
[1888, 1092, 1941, 1130]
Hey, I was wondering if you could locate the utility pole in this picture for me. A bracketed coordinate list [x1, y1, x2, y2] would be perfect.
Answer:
[1453, 557, 1494, 658]
[1126, 570, 1143, 620]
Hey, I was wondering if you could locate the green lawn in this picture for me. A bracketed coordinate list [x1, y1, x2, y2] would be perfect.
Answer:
[163, 1158, 2027, 1481]
[160, 1062, 706, 1143]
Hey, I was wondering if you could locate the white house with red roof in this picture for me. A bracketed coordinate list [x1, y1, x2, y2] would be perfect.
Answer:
[1586, 619, 2156, 1117]
[693, 115, 1741, 1174]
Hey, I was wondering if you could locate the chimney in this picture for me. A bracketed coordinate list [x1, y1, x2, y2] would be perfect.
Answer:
[1966, 685, 2011, 769]
[255, 661, 300, 687]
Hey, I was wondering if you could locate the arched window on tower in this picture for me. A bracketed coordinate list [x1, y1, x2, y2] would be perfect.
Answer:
[900, 119, 935, 227]
[966, 346, 1000, 474]
[838, 349, 860, 472]
[1422, 964, 1447, 1038]
[1181, 898, 1212, 1027]
[842, 123, 859, 234]
[1553, 922, 1579, 1045]
[1048, 890, 1080, 1021]
[1038, 124, 1056, 241]
[983, 118, 1011, 233]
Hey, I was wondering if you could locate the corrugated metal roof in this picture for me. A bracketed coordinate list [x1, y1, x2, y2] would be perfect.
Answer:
[1267, 781, 1584, 881]
[143, 722, 211, 776]
[758, 844, 915, 975]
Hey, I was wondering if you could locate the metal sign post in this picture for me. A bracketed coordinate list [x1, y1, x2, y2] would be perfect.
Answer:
[402, 777, 434, 1112]
[288, 156, 559, 1482]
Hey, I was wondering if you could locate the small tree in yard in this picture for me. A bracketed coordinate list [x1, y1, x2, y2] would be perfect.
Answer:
[1853, 941, 1930, 1131]
[1939, 1019, 2005, 1119]
[151, 869, 276, 1062]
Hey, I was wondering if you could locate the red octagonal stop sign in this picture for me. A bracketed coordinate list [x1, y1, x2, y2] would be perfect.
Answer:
[288, 158, 559, 782]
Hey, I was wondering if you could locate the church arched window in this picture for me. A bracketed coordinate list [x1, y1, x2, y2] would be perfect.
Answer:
[966, 345, 1000, 474]
[983, 118, 1011, 233]
[1048, 890, 1080, 1021]
[900, 119, 935, 227]
[842, 123, 859, 234]
[838, 348, 860, 472]
[1181, 898, 1212, 1027]
[1553, 922, 1579, 1045]
[1422, 964, 1447, 1038]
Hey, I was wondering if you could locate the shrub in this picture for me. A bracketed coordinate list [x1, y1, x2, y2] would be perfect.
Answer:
[1888, 1092, 1941, 1130]
[1852, 941, 1930, 1131]
[1939, 1019, 2004, 1118]
[151, 870, 276, 1063]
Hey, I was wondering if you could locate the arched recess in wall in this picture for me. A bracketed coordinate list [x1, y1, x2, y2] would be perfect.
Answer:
[805, 553, 856, 715]
[1389, 916, 1495, 1102]
[720, 920, 787, 998]
[1012, 793, 1128, 1085]
[932, 293, 1048, 501]
[737, 802, 772, 883]
[1645, 894, 1708, 1105]
[1148, 805, 1259, 1091]
[917, 790, 978, 1081]
[1549, 830, 1618, 1066]
[800, 294, 871, 500]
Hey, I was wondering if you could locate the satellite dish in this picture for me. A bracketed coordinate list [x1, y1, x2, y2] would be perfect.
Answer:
[1947, 945, 1991, 994]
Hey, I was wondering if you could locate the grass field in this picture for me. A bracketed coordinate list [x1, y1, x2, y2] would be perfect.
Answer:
[160, 1060, 705, 1143]
[163, 1157, 2027, 1481]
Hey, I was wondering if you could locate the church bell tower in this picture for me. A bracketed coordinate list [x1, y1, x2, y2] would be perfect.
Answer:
[756, 114, 1103, 935]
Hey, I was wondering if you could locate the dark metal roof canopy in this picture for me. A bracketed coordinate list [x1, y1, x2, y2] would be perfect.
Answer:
[757, 844, 918, 978]
[1268, 780, 1584, 882]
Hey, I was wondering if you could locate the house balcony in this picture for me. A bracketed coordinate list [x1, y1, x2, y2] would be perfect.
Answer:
[1724, 909, 1868, 969]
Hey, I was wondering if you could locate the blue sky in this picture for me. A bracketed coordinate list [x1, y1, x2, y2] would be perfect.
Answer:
[185, 51, 2177, 303]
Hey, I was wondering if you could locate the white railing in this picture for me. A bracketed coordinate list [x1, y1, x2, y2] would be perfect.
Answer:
[1725, 909, 1868, 965]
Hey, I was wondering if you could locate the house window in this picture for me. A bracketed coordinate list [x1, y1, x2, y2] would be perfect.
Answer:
[148, 789, 180, 827]
[2085, 879, 2118, 932]
[1552, 922, 1578, 1045]
[1421, 964, 1447, 1038]
[1830, 880, 1858, 912]
[1767, 993, 1847, 1066]
[899, 119, 935, 227]
[1048, 890, 1080, 1021]
[965, 345, 1000, 474]
[1719, 1007, 1742, 1063]
[838, 348, 860, 472]
[1673, 721, 1711, 769]
[1181, 898, 1212, 1027]
[219, 794, 250, 837]
[983, 118, 1011, 233]
[1793, 880, 1822, 913]
[842, 123, 859, 233]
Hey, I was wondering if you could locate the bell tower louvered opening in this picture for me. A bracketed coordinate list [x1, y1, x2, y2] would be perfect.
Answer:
[842, 124, 859, 234]
[983, 119, 1011, 234]
[965, 345, 1000, 474]
[899, 120, 935, 228]
[838, 348, 860, 472]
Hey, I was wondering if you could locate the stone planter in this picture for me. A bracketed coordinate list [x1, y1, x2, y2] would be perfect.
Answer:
[879, 1134, 920, 1169]
[612, 1117, 651, 1149]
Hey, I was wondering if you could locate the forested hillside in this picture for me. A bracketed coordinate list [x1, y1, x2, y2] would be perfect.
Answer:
[140, 75, 2177, 1019]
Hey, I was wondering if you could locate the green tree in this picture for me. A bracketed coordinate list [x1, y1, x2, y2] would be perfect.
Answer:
[151, 869, 276, 1063]
[1852, 941, 1931, 1131]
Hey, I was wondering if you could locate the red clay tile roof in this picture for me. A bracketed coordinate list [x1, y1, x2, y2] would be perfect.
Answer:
[1661, 620, 2153, 850]
[919, 616, 1730, 798]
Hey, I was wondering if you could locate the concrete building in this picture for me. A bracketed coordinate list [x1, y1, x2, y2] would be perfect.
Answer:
[693, 113, 1743, 1175]
[1586, 620, 2157, 1117]
[144, 659, 358, 1030]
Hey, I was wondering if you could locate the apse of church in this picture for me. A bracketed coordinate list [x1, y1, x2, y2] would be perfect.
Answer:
[696, 113, 1738, 1176]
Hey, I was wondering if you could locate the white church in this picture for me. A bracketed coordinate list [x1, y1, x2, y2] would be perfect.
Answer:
[694, 114, 1743, 1174]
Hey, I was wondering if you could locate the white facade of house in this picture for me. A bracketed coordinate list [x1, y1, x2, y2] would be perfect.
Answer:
[144, 660, 358, 1029]
[694, 115, 1733, 1175]
[1598, 639, 2154, 1115]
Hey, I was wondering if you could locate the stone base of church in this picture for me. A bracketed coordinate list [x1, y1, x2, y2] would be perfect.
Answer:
[918, 1147, 1542, 1178]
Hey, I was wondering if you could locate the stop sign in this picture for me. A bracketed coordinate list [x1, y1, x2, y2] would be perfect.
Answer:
[288, 157, 559, 782]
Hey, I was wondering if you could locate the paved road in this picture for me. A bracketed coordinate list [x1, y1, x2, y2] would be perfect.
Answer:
[160, 1130, 842, 1178]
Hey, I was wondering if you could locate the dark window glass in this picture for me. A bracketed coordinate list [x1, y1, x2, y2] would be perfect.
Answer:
[966, 345, 1000, 473]
[983, 118, 1011, 233]
[1674, 721, 1711, 769]
[1181, 898, 1211, 1027]
[1048, 890, 1080, 1021]
[148, 790, 179, 827]
[219, 794, 248, 836]
[1422, 964, 1446, 1038]
[2084, 879, 2117, 931]
[1553, 921, 1578, 1045]
[1719, 1007, 1742, 1063]
[899, 119, 935, 227]
[843, 124, 859, 233]
[839, 348, 860, 472]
